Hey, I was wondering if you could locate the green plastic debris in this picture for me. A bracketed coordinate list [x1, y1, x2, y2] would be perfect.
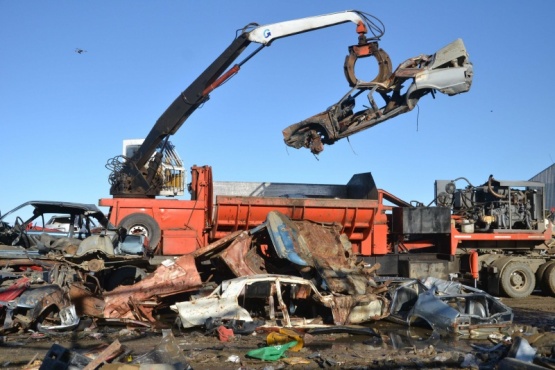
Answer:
[246, 340, 299, 361]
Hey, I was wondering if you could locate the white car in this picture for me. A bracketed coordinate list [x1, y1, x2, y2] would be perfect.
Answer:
[171, 274, 388, 329]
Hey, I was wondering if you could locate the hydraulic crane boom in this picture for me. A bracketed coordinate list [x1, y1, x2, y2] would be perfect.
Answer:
[107, 10, 388, 198]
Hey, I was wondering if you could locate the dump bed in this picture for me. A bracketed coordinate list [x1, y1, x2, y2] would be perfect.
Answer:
[210, 173, 383, 252]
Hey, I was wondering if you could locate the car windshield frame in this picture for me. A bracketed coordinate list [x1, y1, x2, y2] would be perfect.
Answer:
[0, 201, 112, 229]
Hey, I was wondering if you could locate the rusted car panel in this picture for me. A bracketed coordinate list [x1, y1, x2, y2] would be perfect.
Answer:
[171, 274, 388, 329]
[264, 211, 383, 296]
[17, 285, 80, 331]
[1, 281, 79, 332]
[69, 283, 105, 318]
[200, 211, 384, 296]
[103, 254, 202, 322]
[266, 211, 350, 268]
[211, 231, 267, 276]
[283, 39, 473, 154]
[384, 277, 513, 338]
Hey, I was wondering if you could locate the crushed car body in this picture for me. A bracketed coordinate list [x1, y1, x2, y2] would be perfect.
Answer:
[193, 211, 386, 296]
[0, 200, 147, 256]
[283, 39, 473, 154]
[109, 208, 391, 325]
[102, 254, 202, 323]
[0, 201, 151, 331]
[0, 201, 515, 339]
[383, 277, 513, 338]
[0, 204, 514, 338]
[0, 200, 149, 265]
[0, 276, 79, 333]
[171, 274, 389, 329]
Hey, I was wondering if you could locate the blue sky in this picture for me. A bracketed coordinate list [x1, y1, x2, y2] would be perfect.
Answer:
[2, 1, 555, 214]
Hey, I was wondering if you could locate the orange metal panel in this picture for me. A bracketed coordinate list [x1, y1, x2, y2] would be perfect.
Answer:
[162, 229, 202, 255]
[370, 224, 388, 255]
[212, 196, 379, 243]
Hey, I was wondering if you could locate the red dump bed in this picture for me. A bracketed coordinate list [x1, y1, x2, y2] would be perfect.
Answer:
[212, 195, 380, 244]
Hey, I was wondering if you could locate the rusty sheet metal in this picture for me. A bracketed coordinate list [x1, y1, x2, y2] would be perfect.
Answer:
[193, 230, 243, 259]
[213, 231, 267, 276]
[325, 295, 355, 325]
[17, 285, 80, 331]
[103, 254, 202, 322]
[317, 293, 389, 325]
[69, 283, 105, 318]
[265, 211, 380, 295]
[266, 211, 350, 267]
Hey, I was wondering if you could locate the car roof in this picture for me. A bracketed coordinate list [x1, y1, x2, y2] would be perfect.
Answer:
[1, 200, 109, 226]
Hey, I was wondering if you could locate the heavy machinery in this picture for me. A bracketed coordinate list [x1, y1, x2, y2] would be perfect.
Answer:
[98, 11, 555, 300]
[102, 164, 555, 298]
[105, 10, 391, 198]
[104, 9, 471, 198]
[101, 9, 471, 246]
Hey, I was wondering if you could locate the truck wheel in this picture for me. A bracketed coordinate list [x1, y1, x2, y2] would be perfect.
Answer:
[536, 262, 552, 282]
[541, 263, 555, 296]
[500, 262, 535, 298]
[536, 261, 555, 289]
[119, 213, 161, 251]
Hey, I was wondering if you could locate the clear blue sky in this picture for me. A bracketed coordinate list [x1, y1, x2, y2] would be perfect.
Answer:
[2, 1, 555, 214]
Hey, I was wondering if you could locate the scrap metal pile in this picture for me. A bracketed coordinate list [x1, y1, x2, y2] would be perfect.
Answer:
[7, 7, 555, 369]
[0, 201, 512, 338]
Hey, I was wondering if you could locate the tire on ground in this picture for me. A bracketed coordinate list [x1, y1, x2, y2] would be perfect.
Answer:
[536, 261, 555, 290]
[118, 213, 161, 252]
[536, 261, 552, 281]
[500, 262, 535, 298]
[541, 263, 555, 297]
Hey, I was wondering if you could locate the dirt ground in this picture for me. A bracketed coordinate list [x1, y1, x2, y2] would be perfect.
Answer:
[1, 293, 554, 370]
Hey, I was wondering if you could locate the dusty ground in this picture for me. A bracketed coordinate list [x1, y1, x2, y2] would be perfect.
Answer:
[1, 294, 554, 370]
[500, 295, 555, 329]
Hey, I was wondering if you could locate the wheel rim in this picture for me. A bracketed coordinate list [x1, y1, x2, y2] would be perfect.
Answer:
[510, 271, 526, 290]
[128, 224, 149, 237]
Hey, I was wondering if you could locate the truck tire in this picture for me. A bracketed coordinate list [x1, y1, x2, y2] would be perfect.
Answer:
[536, 262, 552, 281]
[541, 263, 555, 297]
[119, 213, 161, 252]
[536, 261, 555, 289]
[500, 262, 535, 298]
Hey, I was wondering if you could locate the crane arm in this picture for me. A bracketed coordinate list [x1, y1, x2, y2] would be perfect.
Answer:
[247, 10, 375, 45]
[110, 10, 385, 197]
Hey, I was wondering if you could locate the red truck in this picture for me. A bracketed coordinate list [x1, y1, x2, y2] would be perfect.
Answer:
[101, 165, 554, 299]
